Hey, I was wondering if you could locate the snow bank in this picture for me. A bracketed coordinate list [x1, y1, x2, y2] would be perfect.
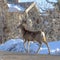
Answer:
[0, 39, 60, 55]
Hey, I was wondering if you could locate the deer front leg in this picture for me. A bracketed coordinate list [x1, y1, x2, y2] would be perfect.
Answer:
[24, 40, 28, 53]
[28, 41, 31, 54]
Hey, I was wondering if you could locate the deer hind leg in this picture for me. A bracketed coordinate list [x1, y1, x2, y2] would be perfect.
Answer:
[44, 41, 50, 54]
[43, 36, 50, 54]
[41, 31, 50, 54]
[42, 37, 50, 54]
[36, 42, 42, 54]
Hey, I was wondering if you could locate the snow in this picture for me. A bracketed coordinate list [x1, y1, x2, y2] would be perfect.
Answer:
[7, 0, 58, 12]
[20, 0, 57, 12]
[7, 4, 25, 12]
[0, 39, 60, 55]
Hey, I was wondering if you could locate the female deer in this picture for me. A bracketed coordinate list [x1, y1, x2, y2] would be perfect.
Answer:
[17, 20, 50, 54]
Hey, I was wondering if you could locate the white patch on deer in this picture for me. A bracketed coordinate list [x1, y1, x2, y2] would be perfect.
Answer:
[41, 31, 45, 37]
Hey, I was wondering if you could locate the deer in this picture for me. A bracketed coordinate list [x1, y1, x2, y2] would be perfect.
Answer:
[17, 19, 50, 54]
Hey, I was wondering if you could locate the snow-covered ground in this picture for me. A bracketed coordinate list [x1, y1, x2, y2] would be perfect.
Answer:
[8, 0, 57, 12]
[0, 39, 60, 55]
